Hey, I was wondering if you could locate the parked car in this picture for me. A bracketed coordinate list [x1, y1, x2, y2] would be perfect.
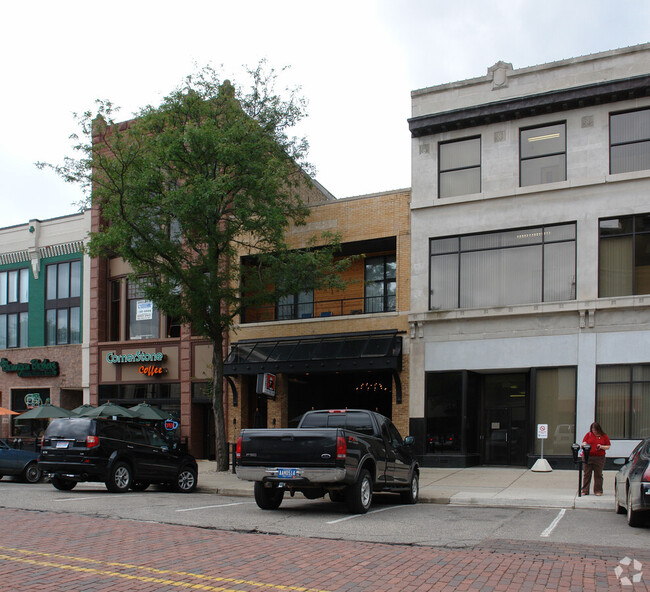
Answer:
[39, 417, 198, 493]
[236, 409, 419, 513]
[0, 438, 42, 483]
[614, 437, 650, 527]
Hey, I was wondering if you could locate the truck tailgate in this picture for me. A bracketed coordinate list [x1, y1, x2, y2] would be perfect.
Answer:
[240, 429, 339, 466]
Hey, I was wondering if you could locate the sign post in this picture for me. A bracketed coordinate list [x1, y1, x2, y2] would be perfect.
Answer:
[531, 423, 552, 472]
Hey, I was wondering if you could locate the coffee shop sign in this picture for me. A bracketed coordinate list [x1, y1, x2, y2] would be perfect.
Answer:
[0, 358, 60, 378]
[106, 351, 168, 377]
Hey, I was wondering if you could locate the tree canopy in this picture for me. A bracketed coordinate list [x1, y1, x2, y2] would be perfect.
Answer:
[39, 63, 351, 470]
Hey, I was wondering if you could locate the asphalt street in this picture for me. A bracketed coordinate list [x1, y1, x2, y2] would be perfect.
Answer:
[1, 504, 648, 592]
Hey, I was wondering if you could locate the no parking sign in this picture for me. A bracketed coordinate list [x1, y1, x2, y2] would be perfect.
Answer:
[537, 424, 548, 439]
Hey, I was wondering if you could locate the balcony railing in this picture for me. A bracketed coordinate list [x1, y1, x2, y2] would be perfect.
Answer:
[241, 296, 395, 324]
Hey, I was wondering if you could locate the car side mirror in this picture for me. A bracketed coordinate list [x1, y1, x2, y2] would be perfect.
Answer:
[403, 436, 414, 446]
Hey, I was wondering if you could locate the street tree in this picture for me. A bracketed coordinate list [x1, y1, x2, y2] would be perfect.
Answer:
[39, 64, 351, 470]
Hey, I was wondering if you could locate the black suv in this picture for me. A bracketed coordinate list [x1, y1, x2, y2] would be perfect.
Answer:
[39, 417, 198, 493]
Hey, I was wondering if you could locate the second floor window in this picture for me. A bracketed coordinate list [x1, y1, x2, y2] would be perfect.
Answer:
[365, 255, 396, 313]
[610, 107, 650, 175]
[278, 289, 313, 320]
[128, 279, 159, 340]
[430, 223, 576, 310]
[520, 123, 566, 187]
[439, 137, 481, 198]
[0, 268, 29, 349]
[46, 260, 81, 345]
[599, 213, 650, 297]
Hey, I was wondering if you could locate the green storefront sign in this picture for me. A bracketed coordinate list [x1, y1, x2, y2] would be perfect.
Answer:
[0, 358, 60, 378]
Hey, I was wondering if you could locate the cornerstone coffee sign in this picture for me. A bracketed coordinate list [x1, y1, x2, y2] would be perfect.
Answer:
[105, 350, 168, 377]
[0, 358, 60, 378]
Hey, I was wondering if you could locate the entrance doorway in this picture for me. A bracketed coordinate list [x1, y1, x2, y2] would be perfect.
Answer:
[483, 374, 528, 465]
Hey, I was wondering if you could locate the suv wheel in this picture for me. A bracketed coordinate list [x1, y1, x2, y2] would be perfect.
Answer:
[105, 461, 132, 493]
[173, 466, 197, 493]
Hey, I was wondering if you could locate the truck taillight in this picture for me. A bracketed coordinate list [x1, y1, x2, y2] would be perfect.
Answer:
[336, 436, 347, 460]
[236, 436, 242, 459]
[86, 436, 99, 448]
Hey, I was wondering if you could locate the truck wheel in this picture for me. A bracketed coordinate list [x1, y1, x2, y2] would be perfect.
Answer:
[51, 477, 76, 491]
[400, 471, 419, 504]
[346, 469, 373, 514]
[254, 482, 284, 510]
[329, 490, 345, 503]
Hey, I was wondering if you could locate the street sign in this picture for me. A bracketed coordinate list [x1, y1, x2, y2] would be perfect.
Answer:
[537, 424, 548, 439]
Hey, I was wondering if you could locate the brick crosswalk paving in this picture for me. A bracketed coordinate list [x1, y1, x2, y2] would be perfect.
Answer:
[0, 508, 647, 591]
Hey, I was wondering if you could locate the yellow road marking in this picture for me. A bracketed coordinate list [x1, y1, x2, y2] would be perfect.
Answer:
[0, 546, 332, 592]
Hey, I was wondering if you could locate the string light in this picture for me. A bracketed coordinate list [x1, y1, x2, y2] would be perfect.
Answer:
[355, 382, 389, 392]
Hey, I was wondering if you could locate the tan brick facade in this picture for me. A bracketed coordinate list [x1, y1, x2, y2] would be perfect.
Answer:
[226, 188, 412, 438]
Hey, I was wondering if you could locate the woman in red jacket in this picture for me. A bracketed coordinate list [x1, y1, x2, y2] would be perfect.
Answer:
[581, 422, 611, 496]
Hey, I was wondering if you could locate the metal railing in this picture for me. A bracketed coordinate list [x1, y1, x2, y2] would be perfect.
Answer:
[241, 296, 394, 324]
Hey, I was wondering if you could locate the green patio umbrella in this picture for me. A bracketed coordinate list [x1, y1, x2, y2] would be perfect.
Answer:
[128, 402, 171, 421]
[16, 404, 74, 420]
[71, 404, 96, 416]
[78, 402, 136, 419]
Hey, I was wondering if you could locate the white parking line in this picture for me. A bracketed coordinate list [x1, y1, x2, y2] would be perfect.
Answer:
[326, 505, 412, 524]
[55, 497, 98, 502]
[540, 508, 566, 538]
[176, 502, 253, 512]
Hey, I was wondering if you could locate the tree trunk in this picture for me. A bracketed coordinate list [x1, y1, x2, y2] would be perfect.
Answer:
[211, 339, 229, 471]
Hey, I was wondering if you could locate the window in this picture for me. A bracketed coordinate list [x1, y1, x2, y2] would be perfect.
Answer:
[128, 279, 159, 340]
[365, 255, 396, 313]
[520, 123, 566, 187]
[45, 260, 81, 345]
[534, 367, 576, 456]
[109, 280, 121, 341]
[599, 213, 650, 297]
[596, 365, 650, 440]
[277, 289, 313, 320]
[439, 137, 481, 198]
[610, 108, 650, 174]
[0, 268, 29, 349]
[430, 223, 576, 310]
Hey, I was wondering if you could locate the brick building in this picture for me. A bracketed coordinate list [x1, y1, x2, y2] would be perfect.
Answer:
[223, 188, 412, 443]
[87, 160, 340, 458]
[0, 212, 91, 439]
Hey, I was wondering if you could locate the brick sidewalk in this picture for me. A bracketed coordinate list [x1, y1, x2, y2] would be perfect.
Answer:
[0, 508, 647, 591]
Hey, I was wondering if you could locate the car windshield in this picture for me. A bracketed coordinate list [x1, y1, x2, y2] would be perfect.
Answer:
[45, 418, 94, 439]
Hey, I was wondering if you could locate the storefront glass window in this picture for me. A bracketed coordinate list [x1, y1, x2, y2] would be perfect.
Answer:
[534, 367, 576, 455]
[597, 365, 650, 439]
[425, 372, 462, 453]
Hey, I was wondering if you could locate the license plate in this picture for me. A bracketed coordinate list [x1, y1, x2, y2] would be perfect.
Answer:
[55, 441, 69, 449]
[277, 468, 299, 479]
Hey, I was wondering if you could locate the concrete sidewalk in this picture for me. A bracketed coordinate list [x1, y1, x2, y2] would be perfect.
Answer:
[196, 461, 617, 511]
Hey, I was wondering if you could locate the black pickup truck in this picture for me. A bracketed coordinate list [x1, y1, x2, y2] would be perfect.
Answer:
[235, 409, 419, 513]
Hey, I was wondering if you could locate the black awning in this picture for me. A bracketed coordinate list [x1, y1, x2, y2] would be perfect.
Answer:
[224, 330, 402, 376]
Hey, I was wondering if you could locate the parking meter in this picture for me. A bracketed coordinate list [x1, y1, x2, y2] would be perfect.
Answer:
[582, 443, 591, 464]
[571, 443, 580, 463]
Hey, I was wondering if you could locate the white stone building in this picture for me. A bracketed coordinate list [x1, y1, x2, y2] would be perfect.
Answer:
[408, 44, 650, 467]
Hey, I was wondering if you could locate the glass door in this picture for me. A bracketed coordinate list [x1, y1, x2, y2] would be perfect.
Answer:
[482, 373, 528, 465]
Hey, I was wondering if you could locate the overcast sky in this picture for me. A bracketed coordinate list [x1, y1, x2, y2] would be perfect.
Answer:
[1, 1, 648, 228]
